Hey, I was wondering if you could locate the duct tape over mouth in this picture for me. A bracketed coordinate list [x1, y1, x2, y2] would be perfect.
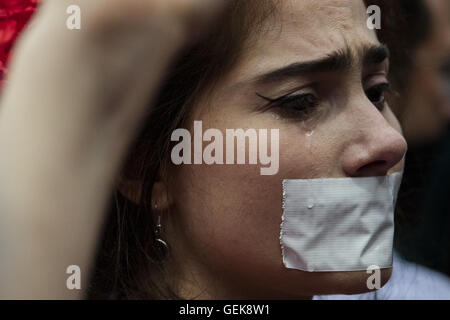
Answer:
[280, 172, 403, 272]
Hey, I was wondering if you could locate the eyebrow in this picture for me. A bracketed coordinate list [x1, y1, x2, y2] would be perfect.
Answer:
[253, 44, 390, 84]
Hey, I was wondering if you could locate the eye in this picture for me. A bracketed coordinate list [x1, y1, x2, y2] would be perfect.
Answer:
[365, 83, 390, 111]
[256, 92, 319, 120]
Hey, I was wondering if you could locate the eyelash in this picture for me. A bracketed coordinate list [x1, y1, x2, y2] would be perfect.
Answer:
[256, 91, 319, 120]
[365, 82, 391, 111]
[256, 82, 391, 119]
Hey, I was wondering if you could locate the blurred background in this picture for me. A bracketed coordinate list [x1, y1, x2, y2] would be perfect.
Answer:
[375, 0, 450, 277]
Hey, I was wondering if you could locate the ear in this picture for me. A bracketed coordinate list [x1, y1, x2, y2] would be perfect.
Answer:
[117, 165, 171, 208]
[151, 172, 171, 211]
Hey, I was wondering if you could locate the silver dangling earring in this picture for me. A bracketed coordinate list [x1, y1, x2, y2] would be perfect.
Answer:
[152, 203, 169, 263]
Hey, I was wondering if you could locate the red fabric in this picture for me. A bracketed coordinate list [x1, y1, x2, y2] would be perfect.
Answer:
[0, 0, 40, 86]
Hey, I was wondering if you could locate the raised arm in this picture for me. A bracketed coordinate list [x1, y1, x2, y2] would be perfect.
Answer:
[0, 0, 224, 299]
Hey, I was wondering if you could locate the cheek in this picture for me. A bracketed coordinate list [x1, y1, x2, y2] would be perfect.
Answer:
[168, 104, 384, 296]
[170, 158, 390, 296]
[279, 126, 340, 178]
[168, 122, 337, 287]
[171, 161, 286, 278]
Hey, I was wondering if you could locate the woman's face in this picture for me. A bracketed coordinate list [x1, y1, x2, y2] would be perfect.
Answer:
[166, 0, 407, 299]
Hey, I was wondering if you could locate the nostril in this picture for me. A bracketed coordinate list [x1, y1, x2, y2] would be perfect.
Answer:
[356, 160, 389, 177]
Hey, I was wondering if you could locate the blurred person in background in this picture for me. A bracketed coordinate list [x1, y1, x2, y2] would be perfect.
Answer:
[381, 0, 450, 278]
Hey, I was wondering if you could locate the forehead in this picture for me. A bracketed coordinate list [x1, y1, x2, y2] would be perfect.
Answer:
[224, 0, 379, 83]
[275, 0, 374, 51]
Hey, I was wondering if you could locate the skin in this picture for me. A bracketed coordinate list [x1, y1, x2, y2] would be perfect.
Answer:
[0, 0, 406, 299]
[158, 0, 407, 299]
[0, 0, 226, 299]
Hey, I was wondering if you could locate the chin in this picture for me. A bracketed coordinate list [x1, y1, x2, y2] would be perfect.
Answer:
[319, 268, 393, 295]
[285, 267, 394, 297]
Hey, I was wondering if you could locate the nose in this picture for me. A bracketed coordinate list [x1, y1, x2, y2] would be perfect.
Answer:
[341, 99, 408, 178]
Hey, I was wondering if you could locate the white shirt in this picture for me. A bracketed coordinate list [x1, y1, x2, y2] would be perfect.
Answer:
[314, 251, 450, 300]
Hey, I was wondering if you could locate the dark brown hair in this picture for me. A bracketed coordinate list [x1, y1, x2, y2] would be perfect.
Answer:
[87, 0, 279, 299]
